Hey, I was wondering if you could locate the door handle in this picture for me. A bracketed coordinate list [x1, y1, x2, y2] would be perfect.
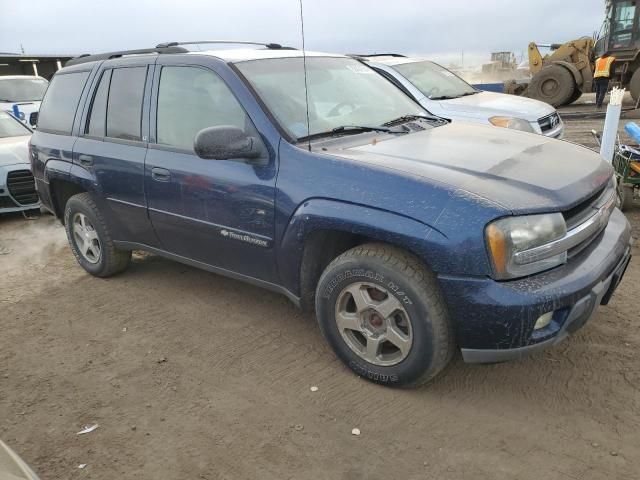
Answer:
[78, 154, 93, 166]
[151, 167, 171, 182]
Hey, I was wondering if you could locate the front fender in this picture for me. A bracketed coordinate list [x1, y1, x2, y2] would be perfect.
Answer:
[278, 199, 448, 296]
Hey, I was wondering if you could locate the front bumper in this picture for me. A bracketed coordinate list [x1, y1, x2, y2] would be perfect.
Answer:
[439, 208, 632, 363]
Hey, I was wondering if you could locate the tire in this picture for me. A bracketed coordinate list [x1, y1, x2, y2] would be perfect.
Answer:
[64, 192, 131, 277]
[567, 87, 583, 106]
[619, 185, 635, 211]
[315, 243, 455, 387]
[528, 65, 576, 107]
[630, 69, 640, 102]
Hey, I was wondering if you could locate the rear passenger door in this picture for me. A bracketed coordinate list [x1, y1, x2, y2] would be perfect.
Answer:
[74, 56, 159, 247]
[145, 59, 278, 282]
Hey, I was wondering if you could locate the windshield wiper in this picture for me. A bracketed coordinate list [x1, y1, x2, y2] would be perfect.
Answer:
[297, 124, 402, 142]
[0, 98, 15, 102]
[382, 114, 444, 126]
[332, 125, 395, 134]
[429, 95, 459, 100]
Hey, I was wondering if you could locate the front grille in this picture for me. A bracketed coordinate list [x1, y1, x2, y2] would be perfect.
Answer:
[538, 113, 561, 133]
[563, 185, 607, 230]
[6, 169, 38, 206]
[562, 181, 615, 258]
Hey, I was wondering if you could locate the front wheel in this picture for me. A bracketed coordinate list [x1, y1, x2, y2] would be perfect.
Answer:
[64, 192, 131, 277]
[315, 244, 455, 387]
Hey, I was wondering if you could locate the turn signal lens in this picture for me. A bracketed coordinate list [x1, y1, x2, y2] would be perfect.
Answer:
[486, 223, 507, 276]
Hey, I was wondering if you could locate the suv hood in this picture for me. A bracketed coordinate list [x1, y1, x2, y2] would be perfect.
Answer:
[437, 91, 555, 121]
[326, 123, 612, 213]
[0, 136, 30, 167]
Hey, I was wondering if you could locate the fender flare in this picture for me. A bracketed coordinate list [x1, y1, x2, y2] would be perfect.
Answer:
[45, 161, 100, 217]
[277, 198, 448, 298]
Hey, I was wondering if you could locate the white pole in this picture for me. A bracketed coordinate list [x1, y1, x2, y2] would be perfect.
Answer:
[600, 87, 626, 163]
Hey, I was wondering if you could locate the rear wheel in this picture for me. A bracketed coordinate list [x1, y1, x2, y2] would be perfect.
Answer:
[315, 243, 455, 387]
[529, 65, 576, 107]
[64, 192, 131, 277]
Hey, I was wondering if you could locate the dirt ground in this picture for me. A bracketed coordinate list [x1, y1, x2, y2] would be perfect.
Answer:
[2, 99, 640, 479]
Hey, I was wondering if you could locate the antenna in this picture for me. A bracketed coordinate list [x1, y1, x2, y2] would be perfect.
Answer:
[299, 0, 311, 151]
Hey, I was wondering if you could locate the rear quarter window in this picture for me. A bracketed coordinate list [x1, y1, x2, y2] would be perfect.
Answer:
[37, 71, 90, 135]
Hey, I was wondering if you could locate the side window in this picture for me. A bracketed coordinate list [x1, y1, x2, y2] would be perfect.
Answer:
[156, 66, 249, 151]
[86, 70, 112, 137]
[106, 67, 147, 141]
[37, 71, 89, 134]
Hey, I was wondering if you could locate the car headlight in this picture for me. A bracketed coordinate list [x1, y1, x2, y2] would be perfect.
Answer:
[489, 116, 535, 133]
[485, 213, 567, 280]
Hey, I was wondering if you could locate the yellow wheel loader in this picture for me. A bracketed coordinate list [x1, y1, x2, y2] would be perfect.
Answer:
[526, 0, 640, 107]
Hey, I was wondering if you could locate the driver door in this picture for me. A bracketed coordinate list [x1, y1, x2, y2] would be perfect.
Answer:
[145, 60, 278, 282]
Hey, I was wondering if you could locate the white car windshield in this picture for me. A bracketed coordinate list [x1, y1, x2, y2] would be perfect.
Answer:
[236, 57, 426, 140]
[0, 111, 31, 137]
[0, 78, 49, 102]
[392, 61, 477, 100]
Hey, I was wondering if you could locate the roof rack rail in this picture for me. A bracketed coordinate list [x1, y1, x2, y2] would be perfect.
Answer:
[156, 40, 295, 50]
[65, 46, 189, 67]
[349, 53, 407, 58]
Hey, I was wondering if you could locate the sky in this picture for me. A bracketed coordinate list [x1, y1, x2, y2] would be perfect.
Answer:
[0, 0, 604, 67]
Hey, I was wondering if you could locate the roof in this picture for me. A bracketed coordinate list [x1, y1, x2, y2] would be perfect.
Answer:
[360, 55, 428, 67]
[189, 48, 345, 63]
[64, 40, 348, 68]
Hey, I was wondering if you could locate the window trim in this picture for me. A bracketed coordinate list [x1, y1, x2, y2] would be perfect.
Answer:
[84, 69, 112, 139]
[36, 70, 92, 136]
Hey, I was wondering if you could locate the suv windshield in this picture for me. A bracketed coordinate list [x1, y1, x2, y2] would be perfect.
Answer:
[0, 111, 31, 137]
[392, 61, 477, 100]
[0, 77, 49, 102]
[236, 57, 425, 140]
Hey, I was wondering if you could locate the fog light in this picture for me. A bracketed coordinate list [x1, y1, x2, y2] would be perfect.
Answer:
[534, 311, 554, 330]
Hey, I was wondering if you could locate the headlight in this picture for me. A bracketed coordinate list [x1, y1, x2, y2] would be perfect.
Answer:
[486, 213, 567, 279]
[489, 116, 535, 133]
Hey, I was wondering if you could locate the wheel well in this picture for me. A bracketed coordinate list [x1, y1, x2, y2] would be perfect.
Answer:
[299, 230, 364, 311]
[50, 180, 87, 223]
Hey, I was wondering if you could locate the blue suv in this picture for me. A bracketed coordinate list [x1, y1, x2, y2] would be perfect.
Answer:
[30, 42, 632, 387]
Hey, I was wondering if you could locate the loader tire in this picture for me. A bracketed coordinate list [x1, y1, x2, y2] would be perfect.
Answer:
[629, 69, 640, 102]
[529, 65, 576, 107]
[567, 88, 583, 106]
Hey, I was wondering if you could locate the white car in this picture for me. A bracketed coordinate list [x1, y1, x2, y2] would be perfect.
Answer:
[0, 110, 39, 214]
[358, 55, 564, 139]
[0, 75, 49, 127]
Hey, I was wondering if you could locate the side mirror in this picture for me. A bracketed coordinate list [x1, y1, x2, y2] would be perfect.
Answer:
[194, 126, 263, 162]
[29, 112, 38, 127]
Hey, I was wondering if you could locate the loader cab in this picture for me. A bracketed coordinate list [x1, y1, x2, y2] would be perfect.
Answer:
[596, 0, 640, 58]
